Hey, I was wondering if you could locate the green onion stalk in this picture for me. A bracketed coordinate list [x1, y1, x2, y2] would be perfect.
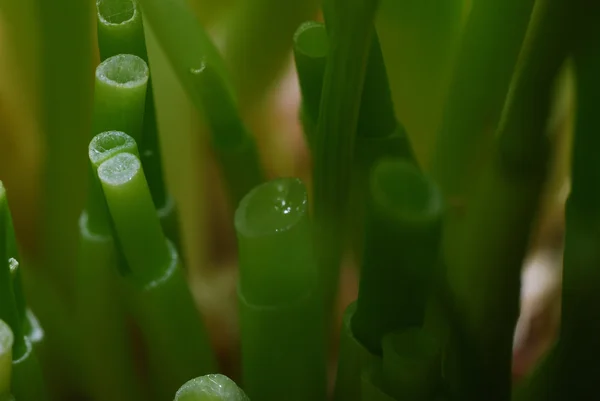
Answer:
[0, 184, 47, 401]
[312, 0, 382, 318]
[540, 4, 600, 400]
[97, 152, 216, 400]
[75, 131, 146, 401]
[139, 0, 265, 210]
[440, 0, 573, 398]
[333, 160, 442, 401]
[0, 320, 13, 396]
[96, 0, 184, 251]
[235, 178, 327, 401]
[175, 374, 250, 401]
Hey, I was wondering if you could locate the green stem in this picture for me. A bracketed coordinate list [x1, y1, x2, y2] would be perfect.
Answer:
[352, 160, 442, 355]
[360, 363, 395, 401]
[189, 62, 265, 207]
[235, 178, 326, 401]
[175, 374, 250, 401]
[0, 320, 13, 395]
[96, 0, 147, 60]
[11, 340, 48, 401]
[75, 212, 147, 401]
[293, 21, 328, 150]
[431, 0, 536, 201]
[312, 0, 381, 317]
[93, 54, 150, 142]
[442, 0, 573, 398]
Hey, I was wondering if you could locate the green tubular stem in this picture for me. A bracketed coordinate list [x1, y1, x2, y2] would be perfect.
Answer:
[96, 0, 147, 60]
[441, 0, 573, 398]
[156, 194, 183, 260]
[0, 320, 13, 395]
[381, 329, 441, 401]
[8, 260, 29, 343]
[235, 178, 326, 401]
[293, 20, 328, 150]
[124, 241, 216, 401]
[93, 54, 149, 142]
[89, 131, 140, 168]
[75, 212, 148, 401]
[36, 0, 94, 296]
[0, 185, 25, 359]
[360, 364, 395, 401]
[312, 0, 382, 317]
[431, 0, 535, 201]
[333, 303, 377, 401]
[548, 5, 600, 400]
[5, 196, 26, 323]
[189, 61, 265, 207]
[11, 339, 48, 401]
[97, 152, 170, 283]
[352, 159, 442, 355]
[175, 374, 250, 401]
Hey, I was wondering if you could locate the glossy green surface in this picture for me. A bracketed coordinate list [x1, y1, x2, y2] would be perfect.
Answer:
[175, 374, 249, 401]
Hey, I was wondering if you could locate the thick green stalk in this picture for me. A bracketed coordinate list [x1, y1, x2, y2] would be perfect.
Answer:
[442, 0, 573, 398]
[35, 0, 94, 298]
[312, 0, 382, 316]
[98, 152, 215, 399]
[189, 62, 265, 207]
[175, 374, 249, 401]
[352, 160, 442, 354]
[293, 21, 328, 151]
[546, 4, 600, 400]
[0, 320, 13, 395]
[235, 178, 326, 401]
[96, 0, 147, 60]
[360, 364, 395, 401]
[431, 0, 536, 201]
[93, 54, 149, 142]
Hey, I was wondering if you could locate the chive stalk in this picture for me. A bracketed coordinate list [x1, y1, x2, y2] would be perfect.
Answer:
[0, 320, 13, 395]
[312, 0, 382, 316]
[235, 178, 327, 401]
[360, 365, 395, 401]
[189, 62, 265, 207]
[442, 0, 573, 397]
[96, 0, 147, 60]
[293, 21, 328, 150]
[175, 374, 250, 401]
[352, 160, 442, 354]
[93, 54, 149, 142]
[97, 152, 216, 399]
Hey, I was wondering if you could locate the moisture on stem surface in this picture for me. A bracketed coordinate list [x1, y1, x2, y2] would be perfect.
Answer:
[352, 159, 442, 355]
[96, 0, 147, 60]
[97, 152, 170, 283]
[0, 320, 13, 395]
[175, 374, 249, 401]
[235, 178, 327, 401]
[93, 54, 149, 142]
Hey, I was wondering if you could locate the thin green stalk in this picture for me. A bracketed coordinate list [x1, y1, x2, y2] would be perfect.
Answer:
[8, 260, 42, 347]
[352, 160, 442, 354]
[431, 0, 536, 202]
[96, 0, 147, 60]
[189, 62, 265, 207]
[93, 54, 149, 142]
[0, 320, 13, 395]
[293, 21, 328, 151]
[35, 0, 94, 299]
[175, 374, 250, 401]
[332, 303, 376, 401]
[441, 0, 573, 398]
[380, 329, 441, 401]
[312, 0, 382, 317]
[97, 152, 215, 399]
[545, 4, 600, 400]
[235, 178, 327, 401]
[223, 0, 319, 104]
[11, 339, 48, 401]
[360, 364, 395, 401]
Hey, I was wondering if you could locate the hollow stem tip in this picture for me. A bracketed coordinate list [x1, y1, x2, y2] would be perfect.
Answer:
[175, 374, 249, 401]
[97, 152, 170, 283]
[96, 0, 147, 60]
[235, 178, 315, 306]
[381, 328, 441, 401]
[89, 131, 140, 170]
[0, 319, 13, 394]
[94, 54, 149, 142]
